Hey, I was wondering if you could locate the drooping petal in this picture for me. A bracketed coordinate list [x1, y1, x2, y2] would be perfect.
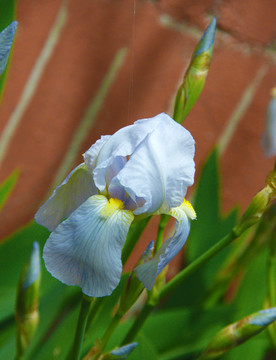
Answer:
[0, 21, 17, 75]
[35, 163, 97, 231]
[43, 195, 134, 297]
[112, 113, 195, 215]
[140, 240, 154, 263]
[134, 200, 196, 290]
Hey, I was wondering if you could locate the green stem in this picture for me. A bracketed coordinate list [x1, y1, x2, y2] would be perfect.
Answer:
[121, 217, 151, 266]
[100, 313, 122, 351]
[85, 298, 104, 334]
[267, 225, 276, 347]
[121, 303, 154, 345]
[68, 296, 92, 360]
[155, 214, 170, 253]
[268, 244, 276, 307]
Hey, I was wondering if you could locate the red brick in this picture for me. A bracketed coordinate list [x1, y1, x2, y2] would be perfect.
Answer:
[218, 0, 276, 44]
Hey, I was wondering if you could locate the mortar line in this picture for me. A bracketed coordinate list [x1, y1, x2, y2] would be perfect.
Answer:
[159, 14, 276, 63]
[217, 63, 269, 155]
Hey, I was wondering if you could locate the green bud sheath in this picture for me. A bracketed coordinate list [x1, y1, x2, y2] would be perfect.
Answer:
[117, 273, 145, 317]
[173, 18, 216, 124]
[15, 242, 41, 359]
[200, 308, 276, 359]
[234, 170, 276, 235]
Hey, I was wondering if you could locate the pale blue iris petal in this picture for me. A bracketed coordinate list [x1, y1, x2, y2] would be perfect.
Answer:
[35, 163, 97, 231]
[112, 113, 195, 215]
[92, 114, 165, 192]
[111, 343, 138, 358]
[140, 240, 154, 262]
[148, 114, 195, 210]
[106, 156, 128, 200]
[0, 21, 17, 74]
[193, 17, 216, 57]
[134, 210, 190, 290]
[112, 133, 164, 214]
[43, 195, 134, 297]
[106, 156, 127, 187]
[84, 135, 111, 172]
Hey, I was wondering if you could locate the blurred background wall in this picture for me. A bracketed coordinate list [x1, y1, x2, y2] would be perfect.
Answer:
[0, 0, 275, 248]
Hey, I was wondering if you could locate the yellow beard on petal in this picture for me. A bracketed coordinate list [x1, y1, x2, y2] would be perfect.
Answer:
[101, 197, 125, 218]
[181, 199, 197, 220]
[169, 198, 196, 220]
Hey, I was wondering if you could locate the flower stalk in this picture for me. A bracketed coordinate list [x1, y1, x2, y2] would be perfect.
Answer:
[267, 202, 276, 348]
[155, 214, 170, 253]
[67, 295, 92, 360]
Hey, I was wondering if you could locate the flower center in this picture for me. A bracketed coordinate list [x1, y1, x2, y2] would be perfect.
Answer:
[108, 198, 124, 210]
[101, 197, 125, 218]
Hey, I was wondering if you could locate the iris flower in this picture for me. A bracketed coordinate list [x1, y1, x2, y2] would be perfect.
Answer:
[35, 113, 196, 297]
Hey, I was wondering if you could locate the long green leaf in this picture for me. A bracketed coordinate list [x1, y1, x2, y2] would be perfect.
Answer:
[0, 170, 18, 212]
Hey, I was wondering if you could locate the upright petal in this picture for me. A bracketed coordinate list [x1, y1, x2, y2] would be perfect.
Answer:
[112, 113, 195, 215]
[92, 118, 158, 192]
[43, 195, 134, 297]
[35, 163, 97, 231]
[83, 135, 111, 172]
[0, 21, 17, 74]
[134, 200, 196, 290]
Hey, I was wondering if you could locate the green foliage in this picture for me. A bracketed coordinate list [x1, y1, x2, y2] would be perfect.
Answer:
[0, 170, 18, 212]
[0, 220, 130, 359]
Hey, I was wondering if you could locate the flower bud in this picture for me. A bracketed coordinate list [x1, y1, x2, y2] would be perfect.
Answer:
[15, 242, 41, 358]
[200, 308, 276, 359]
[101, 343, 138, 359]
[173, 18, 216, 123]
[262, 87, 276, 157]
[234, 170, 276, 235]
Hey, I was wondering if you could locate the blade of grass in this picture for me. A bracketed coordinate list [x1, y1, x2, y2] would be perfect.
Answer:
[217, 64, 268, 155]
